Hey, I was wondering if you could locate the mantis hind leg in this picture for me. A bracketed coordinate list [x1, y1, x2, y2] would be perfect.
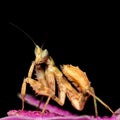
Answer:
[87, 87, 114, 116]
[90, 87, 98, 116]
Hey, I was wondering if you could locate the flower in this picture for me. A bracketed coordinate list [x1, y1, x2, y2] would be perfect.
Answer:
[1, 94, 120, 120]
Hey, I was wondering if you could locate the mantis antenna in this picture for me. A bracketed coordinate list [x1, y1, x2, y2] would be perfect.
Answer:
[9, 22, 46, 49]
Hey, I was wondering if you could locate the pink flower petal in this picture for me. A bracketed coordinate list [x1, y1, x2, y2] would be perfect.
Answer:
[1, 94, 120, 120]
[1, 108, 120, 120]
[1, 109, 119, 120]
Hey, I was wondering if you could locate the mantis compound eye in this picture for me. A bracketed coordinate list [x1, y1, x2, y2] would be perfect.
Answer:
[41, 49, 49, 60]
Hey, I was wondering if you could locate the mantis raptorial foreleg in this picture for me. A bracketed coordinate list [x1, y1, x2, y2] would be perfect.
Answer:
[21, 77, 63, 113]
[21, 44, 49, 109]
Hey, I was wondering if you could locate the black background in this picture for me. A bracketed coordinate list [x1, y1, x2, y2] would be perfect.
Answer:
[2, 4, 120, 118]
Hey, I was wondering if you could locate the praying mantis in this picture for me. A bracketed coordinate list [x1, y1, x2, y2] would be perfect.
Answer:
[9, 23, 114, 116]
[20, 42, 114, 116]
